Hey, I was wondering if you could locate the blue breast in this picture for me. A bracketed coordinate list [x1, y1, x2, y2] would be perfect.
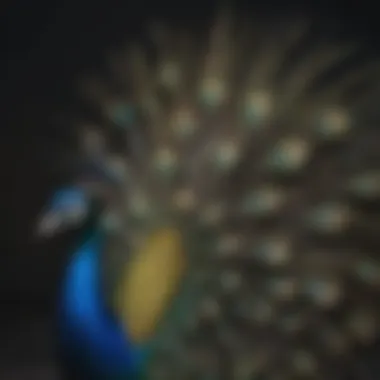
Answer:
[57, 230, 148, 379]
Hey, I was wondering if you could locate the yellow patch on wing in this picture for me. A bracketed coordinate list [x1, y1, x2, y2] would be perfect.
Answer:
[114, 228, 186, 344]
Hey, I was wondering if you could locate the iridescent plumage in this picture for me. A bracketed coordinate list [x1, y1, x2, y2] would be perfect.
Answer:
[39, 6, 380, 379]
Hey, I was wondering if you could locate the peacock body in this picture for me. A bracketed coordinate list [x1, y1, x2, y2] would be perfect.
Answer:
[38, 6, 380, 380]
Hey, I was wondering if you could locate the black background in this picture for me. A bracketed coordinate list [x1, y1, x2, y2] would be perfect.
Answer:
[1, 0, 380, 378]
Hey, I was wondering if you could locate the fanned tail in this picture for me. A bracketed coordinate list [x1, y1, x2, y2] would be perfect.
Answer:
[41, 6, 380, 379]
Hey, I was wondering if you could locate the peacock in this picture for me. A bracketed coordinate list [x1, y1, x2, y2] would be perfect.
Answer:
[37, 5, 380, 380]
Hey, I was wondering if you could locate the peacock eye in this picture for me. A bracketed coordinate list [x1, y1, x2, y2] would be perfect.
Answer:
[315, 108, 351, 140]
[108, 103, 136, 128]
[199, 77, 227, 108]
[244, 90, 273, 125]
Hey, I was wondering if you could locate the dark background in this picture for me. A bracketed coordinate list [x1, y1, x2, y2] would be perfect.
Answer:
[1, 0, 380, 378]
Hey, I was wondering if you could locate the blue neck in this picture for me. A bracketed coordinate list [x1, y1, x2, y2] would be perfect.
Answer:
[57, 230, 147, 379]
